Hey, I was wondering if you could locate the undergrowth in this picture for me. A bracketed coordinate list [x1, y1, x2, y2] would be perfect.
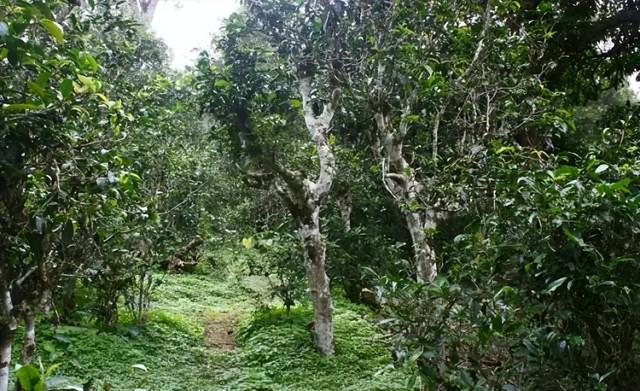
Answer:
[28, 272, 410, 390]
[210, 302, 409, 391]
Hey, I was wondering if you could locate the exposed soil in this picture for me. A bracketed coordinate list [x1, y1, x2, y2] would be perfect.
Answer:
[203, 312, 239, 350]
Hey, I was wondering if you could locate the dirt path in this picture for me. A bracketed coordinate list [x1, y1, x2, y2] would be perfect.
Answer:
[203, 312, 239, 350]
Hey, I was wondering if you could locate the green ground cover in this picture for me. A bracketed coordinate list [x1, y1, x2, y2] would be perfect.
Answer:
[29, 272, 410, 390]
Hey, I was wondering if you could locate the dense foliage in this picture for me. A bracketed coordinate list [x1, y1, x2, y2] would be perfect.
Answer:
[1, 0, 638, 390]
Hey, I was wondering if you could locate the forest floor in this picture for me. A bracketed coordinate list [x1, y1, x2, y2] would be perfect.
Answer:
[33, 268, 411, 390]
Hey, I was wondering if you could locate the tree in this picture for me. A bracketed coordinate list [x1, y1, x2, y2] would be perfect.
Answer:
[330, 0, 501, 282]
[196, 0, 348, 354]
[0, 1, 116, 387]
[0, 0, 180, 385]
[355, 1, 640, 387]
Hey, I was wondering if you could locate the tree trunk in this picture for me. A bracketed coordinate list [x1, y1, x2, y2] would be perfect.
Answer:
[299, 209, 334, 355]
[20, 309, 36, 365]
[299, 76, 336, 355]
[375, 111, 438, 283]
[0, 287, 16, 391]
[256, 74, 337, 355]
[405, 210, 437, 283]
[269, 75, 337, 355]
[0, 325, 13, 391]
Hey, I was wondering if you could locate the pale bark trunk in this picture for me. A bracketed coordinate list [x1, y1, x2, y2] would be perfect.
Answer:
[370, 2, 495, 279]
[298, 76, 336, 355]
[267, 75, 336, 355]
[0, 286, 16, 391]
[20, 309, 36, 365]
[405, 210, 437, 283]
[299, 209, 334, 355]
[375, 111, 438, 283]
[0, 327, 12, 391]
[265, 75, 339, 355]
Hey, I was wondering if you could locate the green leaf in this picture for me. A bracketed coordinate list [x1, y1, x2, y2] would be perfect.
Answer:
[77, 74, 99, 93]
[36, 70, 51, 88]
[552, 165, 579, 181]
[496, 146, 514, 154]
[16, 365, 41, 390]
[41, 19, 64, 44]
[241, 237, 254, 249]
[562, 226, 586, 247]
[594, 164, 609, 174]
[96, 93, 109, 103]
[34, 3, 55, 19]
[7, 36, 19, 66]
[60, 79, 73, 99]
[27, 81, 45, 97]
[2, 103, 39, 112]
[610, 178, 631, 192]
[544, 277, 568, 294]
[405, 114, 420, 123]
[424, 64, 434, 76]
[214, 79, 229, 89]
[44, 362, 62, 377]
[127, 172, 142, 182]
[131, 364, 148, 372]
[290, 99, 302, 109]
[78, 51, 99, 72]
[77, 74, 93, 88]
[408, 347, 423, 362]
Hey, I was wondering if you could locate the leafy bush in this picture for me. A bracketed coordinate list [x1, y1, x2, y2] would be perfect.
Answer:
[378, 105, 640, 390]
[235, 231, 308, 312]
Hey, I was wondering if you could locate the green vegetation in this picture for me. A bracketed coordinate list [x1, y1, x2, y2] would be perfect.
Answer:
[2, 0, 640, 390]
[29, 271, 406, 390]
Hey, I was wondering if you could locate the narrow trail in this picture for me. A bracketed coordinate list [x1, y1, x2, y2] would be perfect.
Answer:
[203, 312, 239, 351]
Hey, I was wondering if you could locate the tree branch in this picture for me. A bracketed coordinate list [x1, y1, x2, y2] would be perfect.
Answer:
[298, 76, 336, 199]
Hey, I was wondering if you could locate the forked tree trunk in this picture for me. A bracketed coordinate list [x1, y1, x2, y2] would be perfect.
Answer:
[369, 2, 493, 282]
[298, 76, 336, 355]
[20, 309, 36, 365]
[272, 75, 336, 355]
[375, 111, 438, 283]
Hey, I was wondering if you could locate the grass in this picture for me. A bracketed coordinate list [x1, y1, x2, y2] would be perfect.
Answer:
[214, 303, 408, 391]
[28, 270, 411, 390]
